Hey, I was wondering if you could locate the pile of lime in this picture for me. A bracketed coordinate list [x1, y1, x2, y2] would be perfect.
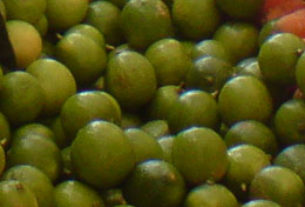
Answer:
[0, 0, 305, 206]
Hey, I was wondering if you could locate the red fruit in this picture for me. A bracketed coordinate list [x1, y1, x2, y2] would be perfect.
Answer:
[261, 0, 305, 23]
[276, 9, 305, 38]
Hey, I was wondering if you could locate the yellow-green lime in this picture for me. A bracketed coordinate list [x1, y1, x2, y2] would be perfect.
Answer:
[157, 135, 175, 163]
[0, 71, 44, 125]
[71, 120, 135, 189]
[50, 117, 70, 149]
[33, 15, 48, 37]
[120, 0, 173, 50]
[60, 91, 121, 139]
[3, 0, 46, 24]
[172, 0, 221, 40]
[46, 0, 88, 30]
[26, 58, 77, 116]
[6, 20, 42, 68]
[193, 39, 231, 61]
[172, 127, 228, 185]
[242, 200, 281, 207]
[141, 120, 170, 139]
[85, 1, 123, 45]
[55, 33, 107, 86]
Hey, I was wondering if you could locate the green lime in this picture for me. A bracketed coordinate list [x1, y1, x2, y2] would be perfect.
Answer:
[157, 135, 175, 163]
[167, 90, 219, 133]
[3, 0, 46, 24]
[193, 39, 231, 61]
[225, 120, 278, 155]
[0, 112, 10, 148]
[120, 112, 142, 130]
[71, 120, 135, 189]
[172, 127, 228, 185]
[250, 166, 305, 207]
[236, 57, 263, 80]
[26, 58, 77, 116]
[46, 0, 88, 30]
[85, 1, 123, 45]
[65, 24, 106, 48]
[92, 75, 106, 91]
[2, 165, 54, 207]
[225, 145, 271, 199]
[0, 71, 44, 125]
[258, 33, 305, 85]
[214, 22, 259, 64]
[242, 200, 281, 207]
[185, 184, 239, 207]
[181, 41, 196, 59]
[33, 15, 48, 37]
[50, 117, 70, 149]
[100, 188, 127, 207]
[141, 120, 170, 139]
[107, 44, 134, 60]
[218, 76, 273, 126]
[216, 0, 264, 20]
[146, 85, 180, 121]
[8, 134, 62, 182]
[120, 0, 173, 50]
[274, 144, 305, 184]
[123, 160, 186, 207]
[54, 180, 105, 207]
[0, 180, 38, 207]
[124, 128, 163, 163]
[172, 0, 221, 40]
[274, 99, 305, 145]
[0, 145, 5, 176]
[296, 51, 305, 95]
[258, 20, 277, 46]
[60, 91, 121, 139]
[12, 123, 54, 145]
[105, 51, 157, 110]
[6, 20, 42, 68]
[185, 55, 234, 93]
[55, 33, 107, 86]
[145, 38, 192, 86]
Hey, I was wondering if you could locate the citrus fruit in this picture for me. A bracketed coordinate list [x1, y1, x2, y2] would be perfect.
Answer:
[157, 135, 175, 163]
[274, 144, 305, 183]
[0, 0, 6, 20]
[3, 0, 46, 24]
[60, 91, 121, 139]
[105, 51, 157, 110]
[0, 112, 10, 148]
[8, 134, 62, 182]
[224, 120, 278, 155]
[167, 90, 219, 133]
[33, 15, 48, 37]
[65, 24, 105, 48]
[214, 22, 259, 64]
[85, 1, 123, 45]
[71, 120, 135, 189]
[274, 99, 305, 145]
[120, 0, 173, 50]
[55, 33, 107, 86]
[172, 127, 228, 185]
[50, 117, 69, 149]
[145, 38, 192, 86]
[26, 58, 77, 116]
[185, 55, 234, 93]
[0, 180, 38, 207]
[218, 76, 273, 126]
[172, 0, 221, 40]
[225, 145, 271, 199]
[192, 39, 231, 61]
[2, 165, 54, 207]
[146, 85, 180, 121]
[216, 0, 264, 20]
[242, 200, 281, 207]
[296, 50, 305, 94]
[123, 160, 186, 207]
[141, 120, 170, 139]
[0, 71, 44, 125]
[61, 146, 73, 178]
[6, 20, 42, 68]
[46, 0, 88, 30]
[236, 57, 263, 80]
[258, 33, 305, 85]
[54, 180, 105, 207]
[124, 128, 163, 163]
[184, 184, 239, 207]
[250, 166, 305, 207]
